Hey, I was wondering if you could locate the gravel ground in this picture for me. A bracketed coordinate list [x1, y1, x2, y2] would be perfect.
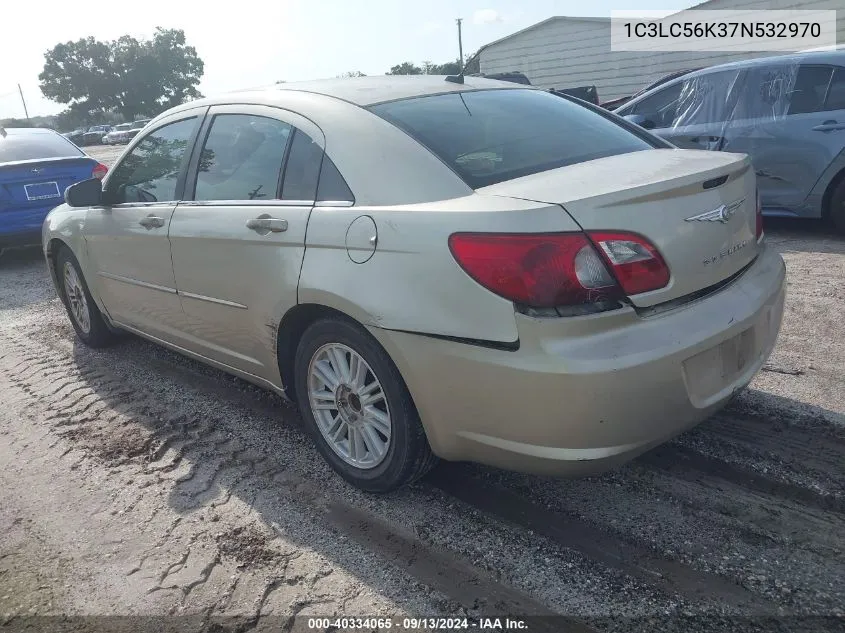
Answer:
[0, 149, 843, 632]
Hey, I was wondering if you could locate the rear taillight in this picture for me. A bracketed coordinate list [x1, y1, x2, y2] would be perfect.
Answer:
[448, 232, 621, 309]
[449, 231, 671, 311]
[755, 189, 763, 240]
[92, 162, 108, 180]
[588, 231, 670, 296]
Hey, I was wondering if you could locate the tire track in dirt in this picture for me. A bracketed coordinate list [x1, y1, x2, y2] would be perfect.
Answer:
[8, 323, 845, 617]
[0, 330, 601, 629]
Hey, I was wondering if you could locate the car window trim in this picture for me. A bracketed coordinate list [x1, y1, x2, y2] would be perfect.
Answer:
[178, 199, 315, 207]
[183, 103, 326, 204]
[103, 108, 208, 205]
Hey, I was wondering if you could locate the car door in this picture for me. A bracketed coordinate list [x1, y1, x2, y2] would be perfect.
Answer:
[83, 110, 204, 338]
[722, 64, 845, 215]
[168, 105, 328, 381]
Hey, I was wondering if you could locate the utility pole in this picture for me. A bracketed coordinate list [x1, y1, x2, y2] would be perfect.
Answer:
[456, 18, 464, 70]
[18, 84, 29, 119]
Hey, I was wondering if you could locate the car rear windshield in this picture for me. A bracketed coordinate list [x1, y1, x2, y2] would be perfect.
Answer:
[370, 89, 656, 188]
[0, 130, 83, 162]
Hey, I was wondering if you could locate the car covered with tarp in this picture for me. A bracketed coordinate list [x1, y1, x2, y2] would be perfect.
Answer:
[616, 50, 845, 231]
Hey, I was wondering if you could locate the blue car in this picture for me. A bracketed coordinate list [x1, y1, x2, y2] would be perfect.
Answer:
[0, 126, 107, 249]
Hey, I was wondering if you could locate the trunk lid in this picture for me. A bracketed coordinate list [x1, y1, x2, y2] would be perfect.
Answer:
[0, 157, 96, 212]
[478, 148, 758, 308]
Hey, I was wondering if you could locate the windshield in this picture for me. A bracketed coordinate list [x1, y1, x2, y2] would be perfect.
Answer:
[0, 129, 83, 162]
[370, 89, 656, 188]
[115, 124, 132, 131]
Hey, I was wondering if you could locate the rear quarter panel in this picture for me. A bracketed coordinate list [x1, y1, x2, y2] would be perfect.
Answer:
[297, 195, 583, 343]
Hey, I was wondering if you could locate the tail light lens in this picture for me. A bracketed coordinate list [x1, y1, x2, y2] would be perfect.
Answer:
[449, 231, 670, 310]
[589, 231, 670, 295]
[92, 162, 108, 180]
[755, 189, 763, 240]
[448, 233, 621, 309]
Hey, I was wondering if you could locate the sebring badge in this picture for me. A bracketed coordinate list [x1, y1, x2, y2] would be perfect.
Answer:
[685, 198, 745, 224]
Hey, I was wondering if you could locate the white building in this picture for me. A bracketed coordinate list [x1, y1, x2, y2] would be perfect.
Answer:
[477, 0, 845, 101]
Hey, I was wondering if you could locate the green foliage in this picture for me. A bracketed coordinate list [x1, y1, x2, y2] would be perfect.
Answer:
[339, 71, 366, 78]
[386, 60, 463, 76]
[39, 28, 204, 122]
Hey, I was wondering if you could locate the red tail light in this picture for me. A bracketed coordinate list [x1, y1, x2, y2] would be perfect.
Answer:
[448, 232, 621, 308]
[92, 162, 108, 180]
[755, 189, 763, 240]
[588, 231, 670, 295]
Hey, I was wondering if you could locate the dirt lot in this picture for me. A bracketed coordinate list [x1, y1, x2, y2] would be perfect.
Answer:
[0, 146, 843, 632]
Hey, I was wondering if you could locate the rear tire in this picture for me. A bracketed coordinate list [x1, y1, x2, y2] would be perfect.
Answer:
[293, 317, 437, 492]
[56, 247, 119, 348]
[828, 178, 845, 234]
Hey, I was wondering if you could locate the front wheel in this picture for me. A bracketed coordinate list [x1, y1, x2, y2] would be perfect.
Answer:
[56, 247, 119, 348]
[293, 318, 437, 492]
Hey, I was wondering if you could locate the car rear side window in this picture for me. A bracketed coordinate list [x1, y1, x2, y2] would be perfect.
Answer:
[316, 156, 354, 203]
[106, 117, 197, 204]
[194, 114, 292, 201]
[0, 130, 83, 162]
[370, 89, 654, 189]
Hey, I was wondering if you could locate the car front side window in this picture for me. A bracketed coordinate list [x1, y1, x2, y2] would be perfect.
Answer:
[106, 117, 198, 204]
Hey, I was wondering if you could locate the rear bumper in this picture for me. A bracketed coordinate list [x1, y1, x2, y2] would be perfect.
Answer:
[369, 244, 786, 476]
[1, 206, 57, 246]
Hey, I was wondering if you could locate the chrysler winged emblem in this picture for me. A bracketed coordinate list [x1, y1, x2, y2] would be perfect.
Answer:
[685, 198, 745, 224]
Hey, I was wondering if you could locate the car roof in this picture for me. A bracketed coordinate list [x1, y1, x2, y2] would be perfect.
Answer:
[172, 75, 531, 112]
[686, 48, 845, 75]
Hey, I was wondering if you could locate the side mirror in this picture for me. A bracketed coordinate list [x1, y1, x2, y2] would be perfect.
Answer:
[64, 177, 103, 207]
[623, 114, 657, 130]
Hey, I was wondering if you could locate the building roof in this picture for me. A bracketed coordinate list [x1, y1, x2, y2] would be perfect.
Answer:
[473, 16, 609, 58]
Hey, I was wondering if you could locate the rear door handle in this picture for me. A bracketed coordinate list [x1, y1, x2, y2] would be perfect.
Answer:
[812, 120, 845, 132]
[246, 216, 288, 234]
[138, 215, 165, 229]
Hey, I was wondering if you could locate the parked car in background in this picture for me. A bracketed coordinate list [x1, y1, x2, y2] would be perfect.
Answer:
[616, 50, 845, 231]
[552, 85, 599, 105]
[0, 127, 107, 249]
[126, 119, 152, 141]
[62, 129, 85, 146]
[601, 69, 700, 111]
[103, 123, 133, 145]
[472, 71, 533, 85]
[43, 76, 784, 492]
[82, 125, 111, 146]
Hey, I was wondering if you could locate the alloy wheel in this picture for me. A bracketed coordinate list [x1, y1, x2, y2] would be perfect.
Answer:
[63, 262, 91, 334]
[307, 343, 392, 469]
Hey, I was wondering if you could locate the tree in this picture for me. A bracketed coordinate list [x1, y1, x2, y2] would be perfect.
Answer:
[386, 60, 462, 76]
[386, 62, 423, 75]
[338, 71, 366, 78]
[39, 28, 204, 122]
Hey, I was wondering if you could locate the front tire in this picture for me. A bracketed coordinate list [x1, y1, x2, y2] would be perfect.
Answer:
[829, 178, 845, 234]
[293, 318, 437, 492]
[56, 247, 119, 348]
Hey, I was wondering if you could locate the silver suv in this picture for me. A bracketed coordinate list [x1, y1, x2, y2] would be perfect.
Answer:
[617, 50, 845, 232]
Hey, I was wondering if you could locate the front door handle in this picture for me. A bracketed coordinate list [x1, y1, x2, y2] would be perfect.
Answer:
[138, 215, 165, 229]
[812, 120, 845, 132]
[246, 215, 288, 235]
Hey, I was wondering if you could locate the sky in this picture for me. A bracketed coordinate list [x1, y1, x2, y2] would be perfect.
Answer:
[0, 0, 698, 120]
